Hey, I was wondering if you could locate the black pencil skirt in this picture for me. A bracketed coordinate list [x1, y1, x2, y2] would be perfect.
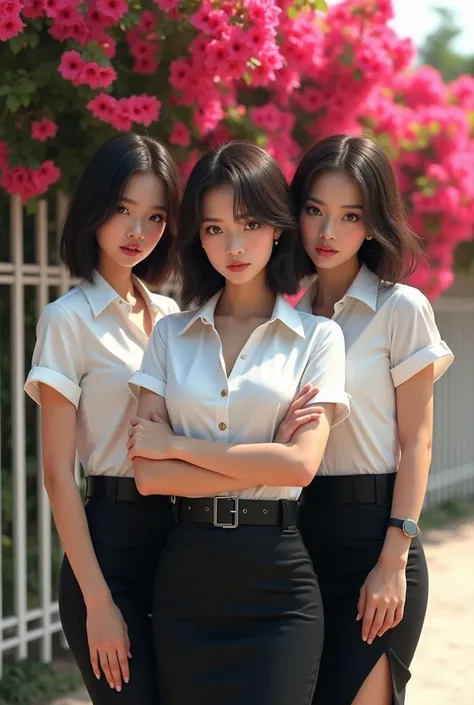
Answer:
[153, 509, 324, 705]
[59, 479, 174, 705]
[298, 473, 429, 705]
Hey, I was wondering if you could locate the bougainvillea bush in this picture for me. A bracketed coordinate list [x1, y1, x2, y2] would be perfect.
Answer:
[1, 0, 474, 298]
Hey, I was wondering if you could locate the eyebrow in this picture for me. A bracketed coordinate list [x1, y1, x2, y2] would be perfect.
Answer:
[201, 214, 252, 223]
[307, 196, 363, 210]
[120, 197, 168, 211]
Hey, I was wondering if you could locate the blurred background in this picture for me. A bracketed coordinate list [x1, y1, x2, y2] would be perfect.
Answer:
[0, 1, 473, 703]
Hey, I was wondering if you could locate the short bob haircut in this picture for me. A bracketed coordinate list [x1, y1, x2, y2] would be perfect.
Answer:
[60, 132, 180, 285]
[176, 141, 300, 307]
[291, 134, 422, 283]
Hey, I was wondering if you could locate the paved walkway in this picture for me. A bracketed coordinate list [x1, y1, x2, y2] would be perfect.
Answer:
[52, 519, 474, 705]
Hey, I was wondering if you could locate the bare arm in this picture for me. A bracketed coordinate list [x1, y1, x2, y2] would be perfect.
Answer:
[380, 364, 434, 568]
[173, 403, 335, 487]
[39, 385, 131, 690]
[133, 390, 257, 497]
[358, 365, 434, 643]
[39, 385, 110, 606]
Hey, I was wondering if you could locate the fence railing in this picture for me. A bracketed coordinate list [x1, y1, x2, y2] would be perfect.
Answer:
[0, 194, 472, 673]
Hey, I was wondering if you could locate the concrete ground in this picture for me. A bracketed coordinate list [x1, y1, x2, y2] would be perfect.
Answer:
[51, 518, 474, 705]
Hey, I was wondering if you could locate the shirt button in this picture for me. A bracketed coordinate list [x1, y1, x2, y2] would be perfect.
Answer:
[218, 422, 227, 431]
[240, 354, 247, 360]
[220, 389, 228, 397]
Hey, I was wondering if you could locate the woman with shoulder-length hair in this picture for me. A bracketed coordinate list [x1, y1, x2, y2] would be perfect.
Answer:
[126, 141, 350, 705]
[282, 134, 454, 705]
[25, 132, 180, 704]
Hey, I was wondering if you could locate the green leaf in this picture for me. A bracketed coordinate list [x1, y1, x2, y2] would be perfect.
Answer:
[287, 7, 299, 18]
[20, 80, 37, 94]
[26, 198, 39, 215]
[20, 94, 31, 108]
[25, 30, 39, 49]
[6, 94, 21, 112]
[313, 0, 328, 11]
[9, 35, 24, 55]
[0, 85, 11, 96]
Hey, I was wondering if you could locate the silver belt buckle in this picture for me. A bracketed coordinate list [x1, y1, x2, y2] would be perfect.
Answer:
[213, 496, 239, 528]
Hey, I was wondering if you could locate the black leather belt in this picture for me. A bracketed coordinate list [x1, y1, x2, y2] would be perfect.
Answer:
[300, 473, 396, 506]
[177, 496, 298, 528]
[85, 476, 171, 504]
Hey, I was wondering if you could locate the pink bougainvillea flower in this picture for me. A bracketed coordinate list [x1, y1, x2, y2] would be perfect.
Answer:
[31, 118, 58, 142]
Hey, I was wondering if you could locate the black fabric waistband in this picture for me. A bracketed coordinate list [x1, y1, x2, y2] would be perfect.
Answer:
[85, 476, 171, 504]
[177, 496, 298, 528]
[299, 473, 396, 506]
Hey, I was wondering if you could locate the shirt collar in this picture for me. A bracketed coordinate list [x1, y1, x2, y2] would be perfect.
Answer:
[80, 270, 161, 318]
[177, 290, 306, 338]
[297, 264, 379, 313]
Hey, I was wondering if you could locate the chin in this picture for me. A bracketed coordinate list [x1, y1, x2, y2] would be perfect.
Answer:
[311, 254, 343, 270]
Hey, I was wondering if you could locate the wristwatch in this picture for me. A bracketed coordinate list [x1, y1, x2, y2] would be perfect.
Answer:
[388, 518, 420, 538]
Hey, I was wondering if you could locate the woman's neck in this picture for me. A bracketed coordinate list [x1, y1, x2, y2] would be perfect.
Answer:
[97, 259, 136, 303]
[314, 258, 361, 310]
[216, 273, 275, 321]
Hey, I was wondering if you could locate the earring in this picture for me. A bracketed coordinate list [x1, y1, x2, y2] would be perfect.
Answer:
[365, 235, 373, 241]
[274, 239, 279, 246]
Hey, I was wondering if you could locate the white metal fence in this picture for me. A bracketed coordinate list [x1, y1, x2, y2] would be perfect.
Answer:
[0, 194, 472, 673]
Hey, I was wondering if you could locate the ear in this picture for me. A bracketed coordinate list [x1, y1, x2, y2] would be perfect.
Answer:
[274, 228, 282, 242]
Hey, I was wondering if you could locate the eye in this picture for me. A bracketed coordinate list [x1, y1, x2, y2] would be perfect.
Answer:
[244, 221, 261, 231]
[116, 204, 128, 215]
[305, 205, 322, 216]
[343, 212, 361, 223]
[150, 213, 165, 224]
[205, 225, 222, 235]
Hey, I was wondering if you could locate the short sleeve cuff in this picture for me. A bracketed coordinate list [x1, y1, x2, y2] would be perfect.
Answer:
[128, 371, 166, 400]
[310, 387, 351, 428]
[390, 341, 454, 388]
[24, 366, 82, 409]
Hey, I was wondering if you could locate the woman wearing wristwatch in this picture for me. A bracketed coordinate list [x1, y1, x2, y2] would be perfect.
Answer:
[287, 135, 454, 705]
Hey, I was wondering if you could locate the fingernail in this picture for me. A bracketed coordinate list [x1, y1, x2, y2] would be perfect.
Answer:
[362, 636, 367, 641]
[124, 677, 129, 684]
[116, 686, 122, 692]
[368, 639, 373, 645]
[356, 614, 360, 621]
[109, 683, 114, 689]
[95, 673, 100, 680]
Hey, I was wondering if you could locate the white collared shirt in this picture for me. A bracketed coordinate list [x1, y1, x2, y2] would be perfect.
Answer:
[296, 264, 454, 476]
[25, 271, 179, 478]
[129, 291, 350, 500]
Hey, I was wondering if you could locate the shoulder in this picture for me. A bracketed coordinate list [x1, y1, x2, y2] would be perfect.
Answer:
[151, 292, 180, 317]
[380, 283, 433, 319]
[153, 309, 193, 342]
[298, 311, 344, 347]
[38, 287, 87, 327]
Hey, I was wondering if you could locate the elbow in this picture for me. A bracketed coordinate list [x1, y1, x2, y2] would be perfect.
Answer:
[133, 460, 153, 496]
[293, 457, 319, 488]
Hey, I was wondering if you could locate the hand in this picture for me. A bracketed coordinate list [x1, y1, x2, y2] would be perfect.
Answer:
[127, 413, 175, 460]
[274, 384, 324, 443]
[357, 562, 406, 645]
[86, 596, 131, 691]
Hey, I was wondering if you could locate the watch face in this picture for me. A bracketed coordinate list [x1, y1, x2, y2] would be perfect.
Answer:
[403, 519, 419, 538]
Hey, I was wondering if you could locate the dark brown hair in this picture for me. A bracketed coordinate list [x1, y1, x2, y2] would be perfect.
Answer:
[291, 134, 422, 283]
[176, 141, 300, 306]
[60, 132, 181, 285]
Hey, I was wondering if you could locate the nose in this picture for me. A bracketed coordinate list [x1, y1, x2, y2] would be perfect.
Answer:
[127, 217, 145, 239]
[320, 216, 336, 240]
[226, 233, 245, 255]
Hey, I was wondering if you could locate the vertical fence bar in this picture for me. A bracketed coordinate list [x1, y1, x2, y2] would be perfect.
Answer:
[36, 199, 53, 662]
[11, 195, 28, 659]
